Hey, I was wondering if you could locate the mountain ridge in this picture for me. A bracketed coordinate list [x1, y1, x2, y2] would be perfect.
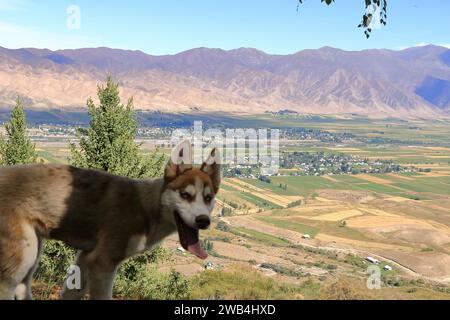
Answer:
[0, 45, 449, 118]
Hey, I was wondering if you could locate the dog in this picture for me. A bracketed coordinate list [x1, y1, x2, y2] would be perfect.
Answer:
[0, 142, 220, 300]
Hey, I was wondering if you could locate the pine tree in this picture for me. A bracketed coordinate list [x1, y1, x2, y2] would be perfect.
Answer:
[69, 76, 164, 178]
[0, 98, 38, 165]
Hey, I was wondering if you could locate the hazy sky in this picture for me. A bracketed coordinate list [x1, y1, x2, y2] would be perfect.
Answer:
[0, 0, 449, 54]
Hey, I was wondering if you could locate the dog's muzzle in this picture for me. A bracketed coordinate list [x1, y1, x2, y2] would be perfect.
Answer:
[195, 215, 211, 230]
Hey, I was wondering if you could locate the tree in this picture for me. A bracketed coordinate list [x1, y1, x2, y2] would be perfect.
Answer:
[298, 0, 388, 38]
[0, 98, 38, 165]
[70, 76, 164, 178]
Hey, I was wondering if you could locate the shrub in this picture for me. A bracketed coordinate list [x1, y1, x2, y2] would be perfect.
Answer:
[319, 278, 371, 300]
[114, 247, 191, 300]
[35, 241, 76, 285]
[114, 266, 191, 300]
[259, 263, 303, 278]
[34, 242, 190, 300]
[216, 220, 231, 232]
[200, 239, 215, 254]
[190, 265, 303, 300]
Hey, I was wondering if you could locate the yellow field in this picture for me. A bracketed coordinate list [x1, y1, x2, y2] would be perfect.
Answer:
[347, 215, 435, 230]
[416, 172, 450, 177]
[386, 196, 412, 203]
[224, 178, 302, 207]
[308, 209, 364, 222]
[316, 234, 413, 251]
[359, 208, 398, 217]
[356, 174, 393, 185]
[386, 173, 415, 181]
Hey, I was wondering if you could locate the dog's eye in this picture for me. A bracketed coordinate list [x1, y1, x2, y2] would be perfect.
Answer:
[205, 195, 213, 203]
[180, 191, 191, 199]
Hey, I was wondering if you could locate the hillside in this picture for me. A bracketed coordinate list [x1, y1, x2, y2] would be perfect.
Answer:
[0, 45, 449, 118]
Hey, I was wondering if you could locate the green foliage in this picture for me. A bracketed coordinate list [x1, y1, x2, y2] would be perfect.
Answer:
[232, 227, 291, 247]
[34, 242, 190, 300]
[35, 241, 76, 286]
[114, 248, 191, 300]
[34, 78, 179, 299]
[215, 220, 231, 232]
[344, 254, 367, 269]
[69, 76, 165, 178]
[200, 239, 215, 254]
[259, 263, 304, 277]
[297, 0, 388, 38]
[287, 199, 302, 208]
[0, 98, 38, 165]
[190, 265, 305, 299]
[319, 277, 371, 300]
[118, 247, 172, 282]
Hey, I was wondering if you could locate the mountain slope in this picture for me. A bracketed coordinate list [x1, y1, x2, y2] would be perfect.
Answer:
[0, 45, 449, 117]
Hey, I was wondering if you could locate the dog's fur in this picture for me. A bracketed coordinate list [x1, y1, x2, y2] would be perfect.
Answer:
[0, 144, 220, 300]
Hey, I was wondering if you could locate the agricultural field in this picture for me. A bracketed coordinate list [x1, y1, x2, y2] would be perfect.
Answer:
[28, 115, 450, 299]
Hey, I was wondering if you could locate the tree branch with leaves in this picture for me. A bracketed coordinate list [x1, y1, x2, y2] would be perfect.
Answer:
[298, 0, 388, 38]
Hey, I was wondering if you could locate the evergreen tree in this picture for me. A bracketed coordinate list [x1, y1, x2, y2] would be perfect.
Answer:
[70, 76, 164, 178]
[0, 98, 38, 165]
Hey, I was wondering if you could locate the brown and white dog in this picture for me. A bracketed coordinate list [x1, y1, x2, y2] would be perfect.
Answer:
[0, 142, 220, 300]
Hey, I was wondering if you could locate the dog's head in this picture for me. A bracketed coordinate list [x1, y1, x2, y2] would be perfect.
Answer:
[162, 141, 221, 259]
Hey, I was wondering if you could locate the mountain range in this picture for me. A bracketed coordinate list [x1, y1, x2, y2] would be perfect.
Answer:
[0, 45, 449, 118]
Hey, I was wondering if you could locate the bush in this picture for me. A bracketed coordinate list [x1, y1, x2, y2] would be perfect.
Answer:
[114, 266, 191, 300]
[35, 241, 76, 285]
[319, 278, 371, 300]
[216, 220, 231, 232]
[259, 263, 303, 278]
[287, 200, 302, 208]
[114, 246, 191, 300]
[200, 239, 215, 254]
[34, 242, 191, 300]
[190, 265, 303, 300]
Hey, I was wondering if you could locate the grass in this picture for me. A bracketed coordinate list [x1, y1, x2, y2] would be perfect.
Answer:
[220, 184, 239, 192]
[241, 178, 299, 196]
[37, 150, 67, 164]
[189, 264, 311, 300]
[232, 227, 291, 247]
[238, 192, 282, 210]
[257, 216, 319, 238]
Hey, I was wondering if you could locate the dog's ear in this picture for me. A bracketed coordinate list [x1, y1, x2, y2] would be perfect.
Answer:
[165, 140, 193, 180]
[201, 148, 221, 193]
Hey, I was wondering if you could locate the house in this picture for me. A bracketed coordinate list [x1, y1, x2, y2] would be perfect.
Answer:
[302, 234, 311, 240]
[366, 256, 380, 264]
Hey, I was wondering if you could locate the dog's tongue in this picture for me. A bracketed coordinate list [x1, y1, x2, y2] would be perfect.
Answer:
[187, 241, 208, 260]
[175, 213, 208, 259]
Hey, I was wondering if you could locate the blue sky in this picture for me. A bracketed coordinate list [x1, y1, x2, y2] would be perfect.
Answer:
[0, 0, 449, 54]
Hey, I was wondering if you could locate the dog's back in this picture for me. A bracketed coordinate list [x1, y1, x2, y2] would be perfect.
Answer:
[0, 164, 153, 299]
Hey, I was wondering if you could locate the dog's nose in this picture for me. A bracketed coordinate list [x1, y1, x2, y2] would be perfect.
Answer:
[195, 215, 211, 229]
